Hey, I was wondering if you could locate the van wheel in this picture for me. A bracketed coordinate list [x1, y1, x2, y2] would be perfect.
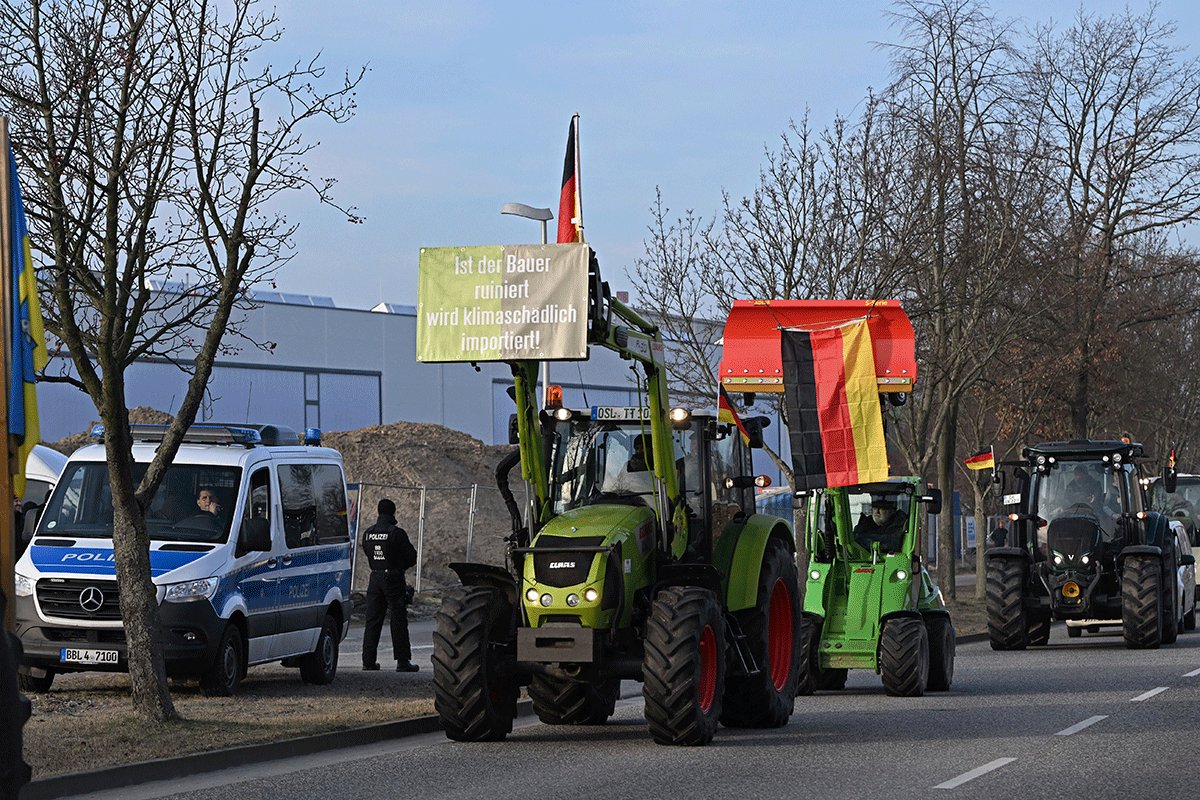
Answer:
[200, 625, 245, 696]
[299, 615, 340, 685]
[18, 667, 54, 693]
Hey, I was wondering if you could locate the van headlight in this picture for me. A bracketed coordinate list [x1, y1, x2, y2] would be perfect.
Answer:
[164, 577, 219, 603]
[14, 572, 33, 597]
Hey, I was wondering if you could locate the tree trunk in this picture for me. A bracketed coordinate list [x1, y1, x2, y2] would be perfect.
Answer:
[936, 399, 959, 601]
[105, 403, 178, 721]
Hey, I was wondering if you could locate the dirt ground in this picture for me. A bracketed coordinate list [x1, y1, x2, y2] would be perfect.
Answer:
[25, 413, 990, 780]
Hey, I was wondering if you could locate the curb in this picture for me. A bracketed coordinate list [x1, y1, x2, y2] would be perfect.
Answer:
[23, 633, 989, 798]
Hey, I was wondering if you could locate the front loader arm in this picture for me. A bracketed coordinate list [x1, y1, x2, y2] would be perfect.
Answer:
[510, 359, 551, 528]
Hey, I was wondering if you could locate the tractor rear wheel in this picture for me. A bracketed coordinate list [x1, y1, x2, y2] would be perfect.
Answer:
[986, 556, 1028, 650]
[925, 615, 955, 692]
[879, 616, 929, 697]
[528, 675, 618, 725]
[1122, 554, 1162, 650]
[1027, 609, 1051, 646]
[643, 586, 725, 746]
[720, 539, 802, 728]
[432, 587, 518, 741]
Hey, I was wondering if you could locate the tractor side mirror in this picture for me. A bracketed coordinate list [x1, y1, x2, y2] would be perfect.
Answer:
[920, 488, 943, 515]
[725, 475, 772, 490]
[1164, 463, 1178, 494]
[508, 413, 520, 445]
[742, 416, 770, 449]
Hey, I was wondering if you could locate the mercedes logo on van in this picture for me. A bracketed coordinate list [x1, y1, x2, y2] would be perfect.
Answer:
[79, 586, 105, 613]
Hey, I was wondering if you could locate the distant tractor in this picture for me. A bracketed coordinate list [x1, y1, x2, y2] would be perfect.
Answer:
[987, 440, 1184, 649]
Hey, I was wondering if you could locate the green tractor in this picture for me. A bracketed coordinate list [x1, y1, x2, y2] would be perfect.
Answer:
[421, 245, 805, 746]
[799, 478, 952, 695]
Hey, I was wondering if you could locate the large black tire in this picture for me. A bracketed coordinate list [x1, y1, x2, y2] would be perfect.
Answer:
[1067, 625, 1082, 638]
[879, 616, 929, 697]
[1027, 609, 1051, 647]
[720, 539, 802, 728]
[200, 625, 245, 696]
[17, 667, 53, 694]
[1122, 554, 1162, 650]
[528, 675, 618, 725]
[925, 614, 955, 692]
[794, 616, 818, 696]
[986, 556, 1028, 650]
[643, 586, 725, 746]
[1185, 599, 1197, 631]
[299, 614, 340, 685]
[1161, 549, 1180, 645]
[432, 587, 518, 742]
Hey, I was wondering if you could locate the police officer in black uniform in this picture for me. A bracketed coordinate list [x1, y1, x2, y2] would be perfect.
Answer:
[360, 498, 419, 672]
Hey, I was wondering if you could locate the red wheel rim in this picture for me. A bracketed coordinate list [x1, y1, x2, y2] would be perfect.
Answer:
[698, 624, 717, 712]
[768, 578, 794, 691]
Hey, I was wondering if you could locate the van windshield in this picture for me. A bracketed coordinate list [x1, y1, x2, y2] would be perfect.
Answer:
[39, 461, 242, 543]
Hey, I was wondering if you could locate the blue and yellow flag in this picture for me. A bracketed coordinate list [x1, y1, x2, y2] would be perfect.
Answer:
[8, 147, 46, 497]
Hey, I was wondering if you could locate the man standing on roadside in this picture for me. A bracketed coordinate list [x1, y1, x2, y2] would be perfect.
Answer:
[360, 498, 420, 672]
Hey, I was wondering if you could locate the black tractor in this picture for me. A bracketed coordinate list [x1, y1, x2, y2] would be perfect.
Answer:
[986, 440, 1183, 649]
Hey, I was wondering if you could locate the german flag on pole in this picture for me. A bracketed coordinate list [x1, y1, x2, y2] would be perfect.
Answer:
[557, 114, 583, 244]
[717, 385, 751, 445]
[781, 319, 888, 490]
[964, 448, 995, 471]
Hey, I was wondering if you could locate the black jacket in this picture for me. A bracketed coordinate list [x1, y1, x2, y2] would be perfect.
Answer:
[360, 513, 417, 573]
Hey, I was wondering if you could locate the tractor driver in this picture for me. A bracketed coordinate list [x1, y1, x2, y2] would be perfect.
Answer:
[611, 434, 656, 497]
[854, 496, 905, 553]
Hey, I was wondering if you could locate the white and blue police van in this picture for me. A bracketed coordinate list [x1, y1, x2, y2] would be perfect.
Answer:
[12, 423, 353, 696]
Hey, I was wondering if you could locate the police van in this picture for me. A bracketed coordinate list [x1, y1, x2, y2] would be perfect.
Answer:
[12, 423, 353, 696]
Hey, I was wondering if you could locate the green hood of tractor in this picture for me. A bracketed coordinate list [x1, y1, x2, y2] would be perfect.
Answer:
[522, 502, 658, 629]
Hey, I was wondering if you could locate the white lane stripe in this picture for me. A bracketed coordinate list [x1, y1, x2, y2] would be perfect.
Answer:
[1184, 666, 1200, 678]
[1055, 715, 1107, 736]
[933, 758, 1017, 790]
[1130, 687, 1169, 702]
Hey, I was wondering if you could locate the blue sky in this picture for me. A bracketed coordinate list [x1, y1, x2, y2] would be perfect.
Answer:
[269, 1, 1200, 311]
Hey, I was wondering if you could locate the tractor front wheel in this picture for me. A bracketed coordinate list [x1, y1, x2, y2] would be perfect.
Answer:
[528, 675, 618, 725]
[432, 587, 519, 741]
[986, 556, 1028, 651]
[1161, 548, 1180, 645]
[643, 586, 725, 746]
[925, 614, 955, 692]
[1122, 554, 1163, 650]
[720, 539, 802, 728]
[879, 616, 929, 697]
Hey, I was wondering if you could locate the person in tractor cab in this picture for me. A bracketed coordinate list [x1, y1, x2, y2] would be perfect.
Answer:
[611, 434, 655, 497]
[853, 496, 905, 553]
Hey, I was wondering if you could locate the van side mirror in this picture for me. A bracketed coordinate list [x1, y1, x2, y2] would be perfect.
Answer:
[238, 517, 272, 555]
[920, 488, 943, 515]
[508, 413, 520, 445]
[742, 416, 770, 449]
[21, 506, 39, 540]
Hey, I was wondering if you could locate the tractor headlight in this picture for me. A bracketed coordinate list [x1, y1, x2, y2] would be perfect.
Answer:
[164, 577, 219, 603]
[525, 588, 539, 603]
[1081, 554, 1090, 565]
[539, 593, 553, 607]
[1053, 553, 1063, 566]
[553, 407, 572, 421]
[583, 588, 599, 603]
[810, 570, 821, 581]
[14, 571, 33, 597]
[669, 407, 691, 424]
[895, 569, 908, 581]
[566, 593, 580, 607]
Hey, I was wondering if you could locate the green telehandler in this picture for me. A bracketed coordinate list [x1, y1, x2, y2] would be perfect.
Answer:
[419, 245, 805, 746]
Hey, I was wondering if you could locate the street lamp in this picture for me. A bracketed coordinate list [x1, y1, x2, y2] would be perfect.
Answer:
[500, 202, 555, 405]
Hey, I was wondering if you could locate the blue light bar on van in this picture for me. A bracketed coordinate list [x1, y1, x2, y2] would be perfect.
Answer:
[227, 427, 262, 446]
[304, 427, 322, 446]
[90, 424, 105, 442]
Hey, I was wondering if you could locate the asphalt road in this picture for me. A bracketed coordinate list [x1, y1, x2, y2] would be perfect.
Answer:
[61, 623, 1200, 800]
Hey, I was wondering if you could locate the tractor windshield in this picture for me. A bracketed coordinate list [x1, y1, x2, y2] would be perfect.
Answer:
[847, 488, 910, 555]
[549, 419, 662, 514]
[1031, 460, 1128, 540]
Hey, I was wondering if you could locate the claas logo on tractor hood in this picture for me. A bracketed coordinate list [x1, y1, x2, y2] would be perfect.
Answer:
[548, 561, 577, 569]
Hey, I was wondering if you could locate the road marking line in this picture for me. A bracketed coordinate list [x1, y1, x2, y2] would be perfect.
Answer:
[1130, 687, 1168, 702]
[1055, 715, 1107, 736]
[933, 758, 1017, 790]
[1184, 667, 1200, 678]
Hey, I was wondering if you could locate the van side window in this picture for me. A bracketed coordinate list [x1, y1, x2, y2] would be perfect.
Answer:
[311, 464, 350, 544]
[244, 468, 272, 525]
[279, 464, 317, 548]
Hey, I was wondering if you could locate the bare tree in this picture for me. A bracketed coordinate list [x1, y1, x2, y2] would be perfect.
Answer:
[0, 0, 364, 720]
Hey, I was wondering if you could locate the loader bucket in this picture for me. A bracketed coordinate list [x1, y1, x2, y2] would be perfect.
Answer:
[719, 299, 916, 393]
